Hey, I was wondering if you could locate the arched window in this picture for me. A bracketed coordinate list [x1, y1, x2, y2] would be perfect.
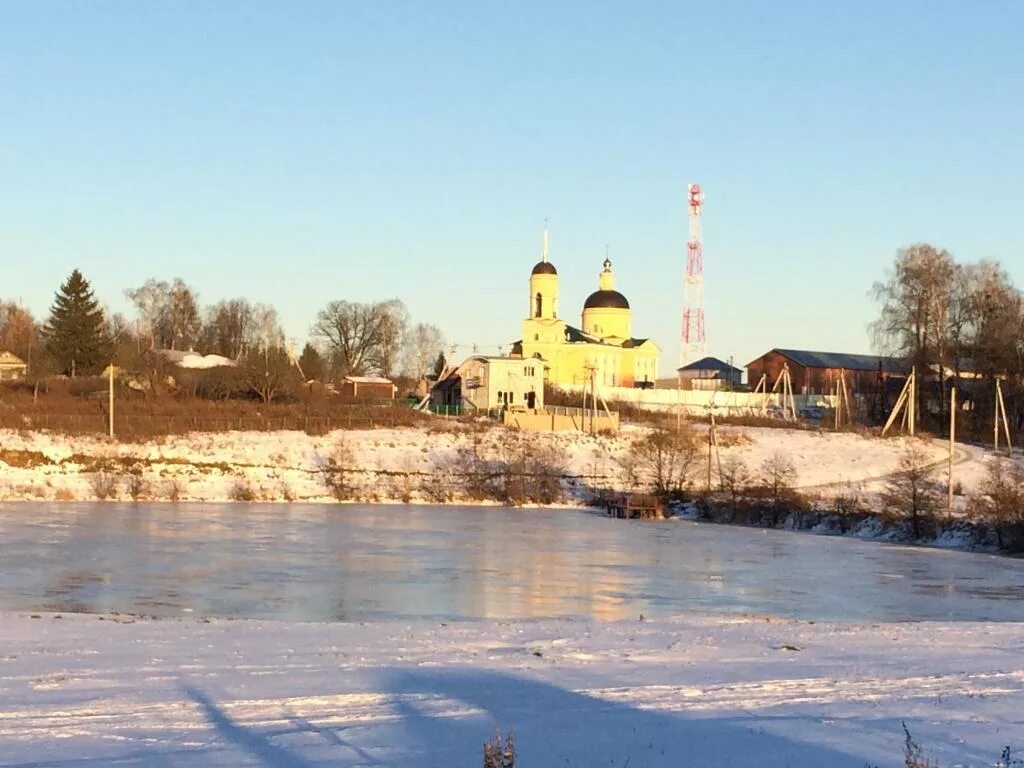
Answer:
[535, 292, 542, 317]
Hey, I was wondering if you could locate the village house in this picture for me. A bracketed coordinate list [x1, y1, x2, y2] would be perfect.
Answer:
[676, 356, 743, 390]
[0, 351, 28, 382]
[432, 355, 544, 413]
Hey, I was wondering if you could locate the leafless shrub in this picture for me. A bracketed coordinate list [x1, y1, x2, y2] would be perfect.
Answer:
[483, 728, 515, 768]
[279, 481, 296, 502]
[832, 482, 864, 516]
[421, 456, 456, 503]
[719, 455, 751, 506]
[884, 443, 941, 539]
[229, 475, 257, 502]
[616, 451, 640, 493]
[127, 467, 149, 501]
[979, 458, 1024, 551]
[163, 476, 184, 502]
[89, 472, 119, 500]
[631, 426, 700, 496]
[318, 438, 356, 501]
[391, 457, 418, 503]
[455, 436, 506, 502]
[759, 452, 798, 504]
[744, 452, 802, 525]
[525, 442, 567, 505]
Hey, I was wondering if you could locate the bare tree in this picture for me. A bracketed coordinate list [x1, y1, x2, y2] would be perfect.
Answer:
[373, 299, 408, 379]
[883, 442, 940, 538]
[313, 300, 390, 378]
[125, 279, 165, 349]
[402, 322, 445, 379]
[166, 279, 201, 350]
[239, 345, 299, 404]
[203, 299, 254, 358]
[126, 278, 201, 350]
[979, 458, 1024, 551]
[871, 244, 956, 373]
[872, 249, 1024, 433]
[631, 427, 700, 496]
[759, 453, 798, 505]
[719, 455, 751, 505]
[250, 303, 284, 351]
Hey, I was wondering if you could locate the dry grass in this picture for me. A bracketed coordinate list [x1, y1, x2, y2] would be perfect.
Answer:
[229, 475, 257, 502]
[482, 729, 515, 768]
[0, 381, 429, 440]
[0, 448, 54, 468]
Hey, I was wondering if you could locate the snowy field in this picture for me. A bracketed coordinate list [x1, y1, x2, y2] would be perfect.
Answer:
[0, 423, 1003, 505]
[2, 611, 1022, 767]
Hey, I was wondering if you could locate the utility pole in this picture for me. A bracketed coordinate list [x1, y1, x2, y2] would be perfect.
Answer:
[947, 386, 956, 515]
[706, 411, 713, 491]
[108, 363, 115, 439]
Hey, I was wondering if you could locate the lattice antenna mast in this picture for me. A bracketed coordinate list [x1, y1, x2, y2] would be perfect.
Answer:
[681, 183, 706, 367]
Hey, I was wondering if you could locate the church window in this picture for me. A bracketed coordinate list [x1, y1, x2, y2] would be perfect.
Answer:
[535, 293, 542, 317]
[534, 334, 539, 341]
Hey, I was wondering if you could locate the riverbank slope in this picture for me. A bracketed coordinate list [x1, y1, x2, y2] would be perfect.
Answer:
[0, 422, 987, 504]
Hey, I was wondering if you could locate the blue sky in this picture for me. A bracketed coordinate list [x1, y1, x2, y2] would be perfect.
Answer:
[2, 1, 1022, 369]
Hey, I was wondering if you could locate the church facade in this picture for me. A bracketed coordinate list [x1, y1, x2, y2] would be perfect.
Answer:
[512, 240, 660, 389]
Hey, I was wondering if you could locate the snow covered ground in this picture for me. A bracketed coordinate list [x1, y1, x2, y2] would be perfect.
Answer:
[2, 611, 1022, 767]
[0, 422, 1005, 505]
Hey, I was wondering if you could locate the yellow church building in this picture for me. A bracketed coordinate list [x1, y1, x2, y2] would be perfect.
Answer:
[512, 233, 660, 388]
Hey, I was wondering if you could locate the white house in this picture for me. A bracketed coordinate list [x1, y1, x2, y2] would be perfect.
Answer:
[433, 355, 545, 412]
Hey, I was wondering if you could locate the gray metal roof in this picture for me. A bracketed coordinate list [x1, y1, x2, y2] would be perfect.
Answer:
[760, 348, 910, 373]
[677, 356, 741, 373]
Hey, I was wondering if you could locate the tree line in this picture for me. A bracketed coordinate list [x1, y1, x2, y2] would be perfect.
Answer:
[0, 269, 447, 395]
[873, 243, 1023, 382]
[872, 244, 1023, 434]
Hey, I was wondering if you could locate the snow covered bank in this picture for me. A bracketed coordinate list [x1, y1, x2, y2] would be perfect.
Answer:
[2, 611, 1022, 767]
[0, 423, 994, 505]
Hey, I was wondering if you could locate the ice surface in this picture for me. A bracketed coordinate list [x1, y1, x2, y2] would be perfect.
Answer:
[2, 502, 1023, 622]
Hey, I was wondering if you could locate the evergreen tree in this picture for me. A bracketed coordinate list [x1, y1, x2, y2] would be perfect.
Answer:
[432, 351, 447, 377]
[297, 342, 325, 381]
[43, 269, 108, 376]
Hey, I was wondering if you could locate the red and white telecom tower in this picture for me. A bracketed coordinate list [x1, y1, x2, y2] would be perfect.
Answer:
[681, 183, 706, 367]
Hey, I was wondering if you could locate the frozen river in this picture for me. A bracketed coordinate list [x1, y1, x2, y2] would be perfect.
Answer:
[2, 502, 1022, 622]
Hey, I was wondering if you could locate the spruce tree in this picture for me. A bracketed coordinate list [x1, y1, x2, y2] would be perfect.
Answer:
[43, 269, 108, 376]
[432, 351, 447, 378]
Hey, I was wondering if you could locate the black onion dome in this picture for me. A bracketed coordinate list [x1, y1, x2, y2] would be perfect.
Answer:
[583, 289, 630, 310]
[531, 261, 557, 275]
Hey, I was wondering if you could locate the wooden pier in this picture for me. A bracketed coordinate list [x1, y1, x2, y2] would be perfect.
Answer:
[605, 492, 665, 520]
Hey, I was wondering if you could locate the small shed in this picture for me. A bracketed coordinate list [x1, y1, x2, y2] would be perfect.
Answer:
[341, 376, 396, 399]
[677, 356, 743, 390]
[0, 351, 27, 382]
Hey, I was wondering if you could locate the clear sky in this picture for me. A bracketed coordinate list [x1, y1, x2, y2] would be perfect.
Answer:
[2, 1, 1022, 369]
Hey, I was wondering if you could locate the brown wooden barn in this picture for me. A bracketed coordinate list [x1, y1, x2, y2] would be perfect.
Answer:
[746, 348, 909, 395]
